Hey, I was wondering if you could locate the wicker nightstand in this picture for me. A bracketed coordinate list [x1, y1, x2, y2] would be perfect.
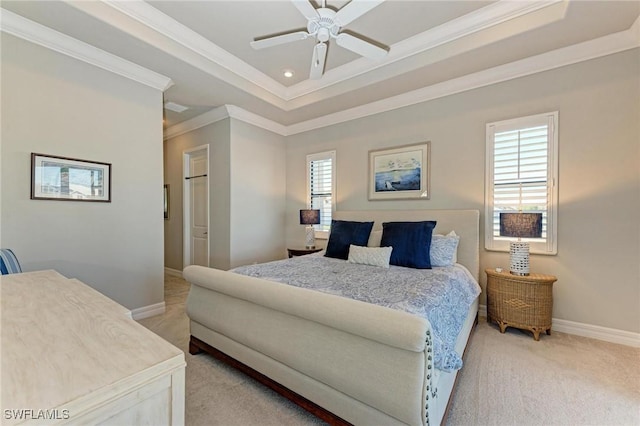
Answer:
[485, 268, 557, 341]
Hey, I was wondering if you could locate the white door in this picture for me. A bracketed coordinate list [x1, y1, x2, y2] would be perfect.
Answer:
[190, 155, 208, 266]
[183, 147, 209, 268]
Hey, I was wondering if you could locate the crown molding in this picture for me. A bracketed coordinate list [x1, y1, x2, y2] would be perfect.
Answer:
[0, 8, 173, 91]
[165, 25, 638, 139]
[4, 2, 633, 141]
[225, 106, 288, 136]
[163, 104, 288, 141]
[163, 105, 231, 140]
[284, 0, 566, 100]
[286, 25, 640, 135]
[96, 0, 288, 109]
[96, 0, 565, 110]
[167, 23, 638, 139]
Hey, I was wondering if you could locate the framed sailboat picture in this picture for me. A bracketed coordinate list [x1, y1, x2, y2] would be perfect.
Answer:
[368, 142, 430, 201]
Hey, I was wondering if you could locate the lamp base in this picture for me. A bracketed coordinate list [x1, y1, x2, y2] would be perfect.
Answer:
[304, 225, 315, 249]
[509, 241, 530, 276]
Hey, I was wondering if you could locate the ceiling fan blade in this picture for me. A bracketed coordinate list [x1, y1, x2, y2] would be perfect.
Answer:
[291, 0, 319, 21]
[335, 33, 387, 59]
[335, 0, 385, 26]
[309, 42, 327, 79]
[250, 31, 310, 50]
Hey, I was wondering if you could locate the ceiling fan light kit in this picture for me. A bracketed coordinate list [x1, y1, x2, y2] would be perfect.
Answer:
[251, 0, 388, 79]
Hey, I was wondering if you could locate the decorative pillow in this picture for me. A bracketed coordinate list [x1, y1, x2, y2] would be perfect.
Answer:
[347, 245, 393, 268]
[367, 230, 383, 247]
[430, 231, 460, 267]
[325, 220, 374, 260]
[380, 221, 436, 269]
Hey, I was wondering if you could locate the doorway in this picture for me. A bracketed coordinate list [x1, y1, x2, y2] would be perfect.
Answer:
[183, 145, 209, 268]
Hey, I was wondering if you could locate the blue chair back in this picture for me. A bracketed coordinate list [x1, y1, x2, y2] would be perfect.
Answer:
[0, 249, 22, 274]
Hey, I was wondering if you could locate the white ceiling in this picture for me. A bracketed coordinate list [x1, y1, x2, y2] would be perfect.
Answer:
[2, 0, 639, 134]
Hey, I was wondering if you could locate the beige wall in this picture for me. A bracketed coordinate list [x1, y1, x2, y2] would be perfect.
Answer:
[163, 117, 286, 270]
[1, 35, 165, 310]
[229, 120, 286, 268]
[164, 119, 232, 270]
[285, 49, 640, 333]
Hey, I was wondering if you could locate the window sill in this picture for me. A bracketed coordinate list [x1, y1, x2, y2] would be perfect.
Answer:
[485, 247, 557, 256]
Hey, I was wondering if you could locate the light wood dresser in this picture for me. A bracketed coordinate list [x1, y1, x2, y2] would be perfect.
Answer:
[1, 270, 185, 425]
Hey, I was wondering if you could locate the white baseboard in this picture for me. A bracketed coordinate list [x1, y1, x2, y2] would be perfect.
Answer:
[478, 304, 640, 348]
[479, 304, 487, 318]
[552, 319, 640, 348]
[131, 302, 166, 320]
[164, 267, 183, 277]
[129, 269, 180, 321]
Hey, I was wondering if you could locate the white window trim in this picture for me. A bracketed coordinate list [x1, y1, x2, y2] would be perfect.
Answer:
[306, 150, 336, 240]
[485, 111, 559, 255]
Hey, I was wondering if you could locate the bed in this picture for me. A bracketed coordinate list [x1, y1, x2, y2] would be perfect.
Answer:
[185, 209, 480, 425]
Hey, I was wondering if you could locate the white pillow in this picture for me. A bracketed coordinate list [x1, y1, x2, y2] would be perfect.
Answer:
[367, 230, 383, 247]
[430, 231, 460, 267]
[348, 244, 392, 268]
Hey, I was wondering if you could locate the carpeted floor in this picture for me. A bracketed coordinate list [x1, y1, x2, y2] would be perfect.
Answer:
[138, 274, 640, 426]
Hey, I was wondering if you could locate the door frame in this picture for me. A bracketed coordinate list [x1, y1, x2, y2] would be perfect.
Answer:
[183, 144, 210, 268]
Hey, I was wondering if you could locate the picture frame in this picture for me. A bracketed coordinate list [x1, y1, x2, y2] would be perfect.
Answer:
[368, 142, 430, 201]
[164, 184, 170, 220]
[31, 153, 111, 202]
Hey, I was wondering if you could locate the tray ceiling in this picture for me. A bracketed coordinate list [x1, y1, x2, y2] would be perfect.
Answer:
[1, 0, 638, 134]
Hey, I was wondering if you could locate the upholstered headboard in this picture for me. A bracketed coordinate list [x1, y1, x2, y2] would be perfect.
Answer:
[334, 210, 480, 281]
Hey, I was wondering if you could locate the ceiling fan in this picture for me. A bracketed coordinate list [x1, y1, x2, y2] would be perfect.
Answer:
[250, 0, 388, 79]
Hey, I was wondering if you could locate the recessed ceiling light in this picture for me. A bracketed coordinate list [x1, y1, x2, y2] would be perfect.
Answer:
[283, 70, 294, 78]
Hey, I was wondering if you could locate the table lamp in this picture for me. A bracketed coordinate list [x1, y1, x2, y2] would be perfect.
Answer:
[499, 212, 543, 276]
[300, 209, 321, 249]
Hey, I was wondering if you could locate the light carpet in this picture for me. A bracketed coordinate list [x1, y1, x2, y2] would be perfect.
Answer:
[138, 274, 640, 425]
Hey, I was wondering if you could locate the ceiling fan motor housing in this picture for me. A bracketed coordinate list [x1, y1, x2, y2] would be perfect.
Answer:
[251, 0, 388, 79]
[307, 8, 340, 42]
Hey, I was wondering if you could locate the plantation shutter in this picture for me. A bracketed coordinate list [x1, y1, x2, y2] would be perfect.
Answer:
[307, 151, 335, 233]
[492, 124, 549, 239]
[486, 112, 558, 254]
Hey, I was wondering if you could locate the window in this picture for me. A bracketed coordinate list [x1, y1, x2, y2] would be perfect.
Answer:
[307, 150, 335, 239]
[485, 112, 558, 254]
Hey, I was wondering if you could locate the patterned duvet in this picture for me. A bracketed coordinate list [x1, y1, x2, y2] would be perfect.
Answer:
[232, 252, 481, 372]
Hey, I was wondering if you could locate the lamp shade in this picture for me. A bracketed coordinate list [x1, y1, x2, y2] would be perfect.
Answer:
[500, 212, 543, 239]
[300, 209, 320, 225]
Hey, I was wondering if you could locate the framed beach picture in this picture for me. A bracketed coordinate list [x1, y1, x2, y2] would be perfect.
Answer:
[31, 153, 111, 202]
[368, 142, 430, 201]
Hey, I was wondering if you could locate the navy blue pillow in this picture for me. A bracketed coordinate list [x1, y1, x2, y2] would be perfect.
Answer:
[325, 220, 374, 260]
[381, 221, 437, 269]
